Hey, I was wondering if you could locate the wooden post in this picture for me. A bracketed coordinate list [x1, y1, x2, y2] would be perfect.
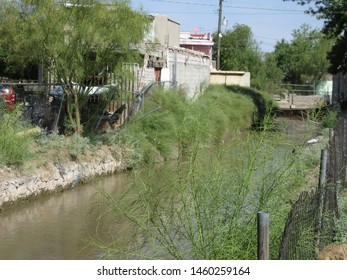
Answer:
[257, 211, 269, 260]
[318, 149, 328, 191]
[316, 149, 328, 254]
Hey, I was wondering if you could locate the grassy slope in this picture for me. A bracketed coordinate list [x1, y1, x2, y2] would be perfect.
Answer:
[93, 86, 316, 260]
[119, 85, 276, 164]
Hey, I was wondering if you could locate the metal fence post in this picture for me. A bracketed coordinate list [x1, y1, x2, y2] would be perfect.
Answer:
[257, 211, 269, 260]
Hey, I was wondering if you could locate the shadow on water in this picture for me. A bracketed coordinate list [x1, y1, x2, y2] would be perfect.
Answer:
[227, 85, 280, 129]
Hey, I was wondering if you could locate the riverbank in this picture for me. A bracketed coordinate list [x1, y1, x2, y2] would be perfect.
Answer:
[0, 85, 277, 210]
[0, 143, 131, 210]
[0, 116, 316, 210]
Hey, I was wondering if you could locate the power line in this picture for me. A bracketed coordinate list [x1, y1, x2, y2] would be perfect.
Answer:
[145, 11, 303, 15]
[254, 35, 281, 41]
[225, 4, 306, 13]
[148, 0, 217, 7]
[148, 0, 307, 12]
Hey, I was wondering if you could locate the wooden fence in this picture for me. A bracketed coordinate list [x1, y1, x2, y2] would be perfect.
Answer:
[279, 114, 347, 259]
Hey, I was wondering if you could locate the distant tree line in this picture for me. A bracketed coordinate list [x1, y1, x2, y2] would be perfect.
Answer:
[213, 23, 333, 92]
[212, 0, 347, 90]
[284, 0, 347, 74]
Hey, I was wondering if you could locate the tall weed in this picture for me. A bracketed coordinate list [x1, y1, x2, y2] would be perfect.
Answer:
[0, 107, 34, 165]
[94, 115, 313, 259]
[122, 85, 257, 163]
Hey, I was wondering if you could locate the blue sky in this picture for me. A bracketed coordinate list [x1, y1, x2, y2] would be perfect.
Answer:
[129, 0, 324, 52]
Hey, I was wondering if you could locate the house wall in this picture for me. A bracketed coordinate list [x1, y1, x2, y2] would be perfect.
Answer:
[170, 47, 211, 98]
[179, 32, 214, 60]
[152, 15, 180, 47]
[143, 46, 211, 99]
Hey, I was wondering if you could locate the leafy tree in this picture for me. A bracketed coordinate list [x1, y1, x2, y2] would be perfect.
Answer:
[284, 0, 347, 73]
[253, 52, 284, 94]
[214, 24, 262, 72]
[213, 24, 283, 92]
[0, 0, 150, 134]
[274, 24, 332, 84]
[0, 47, 38, 79]
[273, 39, 297, 83]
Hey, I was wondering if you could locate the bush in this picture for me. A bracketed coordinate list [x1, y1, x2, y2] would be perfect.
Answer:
[0, 107, 34, 165]
[321, 109, 338, 128]
[92, 87, 315, 260]
[68, 135, 91, 160]
[94, 121, 311, 259]
[121, 85, 258, 163]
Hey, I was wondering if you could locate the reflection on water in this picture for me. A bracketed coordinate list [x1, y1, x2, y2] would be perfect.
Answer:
[0, 172, 132, 260]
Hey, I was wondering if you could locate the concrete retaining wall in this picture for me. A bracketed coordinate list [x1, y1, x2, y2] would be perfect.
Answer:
[210, 71, 251, 87]
[0, 155, 125, 209]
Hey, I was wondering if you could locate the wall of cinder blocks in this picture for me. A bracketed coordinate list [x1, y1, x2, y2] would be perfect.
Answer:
[143, 46, 211, 99]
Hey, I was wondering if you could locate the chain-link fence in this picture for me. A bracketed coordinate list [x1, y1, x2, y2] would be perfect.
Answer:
[0, 83, 54, 128]
[279, 113, 347, 259]
[0, 82, 138, 132]
[1, 80, 176, 133]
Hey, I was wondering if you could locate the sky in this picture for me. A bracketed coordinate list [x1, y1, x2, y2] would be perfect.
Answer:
[129, 0, 324, 52]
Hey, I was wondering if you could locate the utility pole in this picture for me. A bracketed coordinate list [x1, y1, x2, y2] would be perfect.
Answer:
[216, 0, 223, 70]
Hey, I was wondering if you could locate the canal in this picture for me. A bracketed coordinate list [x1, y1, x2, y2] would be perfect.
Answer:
[0, 116, 320, 260]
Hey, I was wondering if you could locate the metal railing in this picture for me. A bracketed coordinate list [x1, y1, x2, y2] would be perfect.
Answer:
[281, 83, 316, 96]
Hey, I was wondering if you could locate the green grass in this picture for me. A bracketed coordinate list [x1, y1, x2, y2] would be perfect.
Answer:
[0, 107, 34, 166]
[94, 121, 316, 259]
[321, 109, 339, 128]
[118, 85, 273, 164]
[92, 86, 318, 260]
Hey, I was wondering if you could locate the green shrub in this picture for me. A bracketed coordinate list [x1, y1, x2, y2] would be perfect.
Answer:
[121, 85, 258, 162]
[0, 130, 31, 165]
[68, 135, 91, 160]
[0, 108, 34, 166]
[94, 119, 314, 259]
[321, 110, 338, 128]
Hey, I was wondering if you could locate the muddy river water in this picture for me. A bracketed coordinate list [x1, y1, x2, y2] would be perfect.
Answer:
[0, 172, 132, 259]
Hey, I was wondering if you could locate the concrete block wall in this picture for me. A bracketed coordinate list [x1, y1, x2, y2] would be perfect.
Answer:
[169, 48, 211, 99]
[142, 46, 211, 99]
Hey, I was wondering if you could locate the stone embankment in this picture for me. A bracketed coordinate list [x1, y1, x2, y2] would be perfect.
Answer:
[0, 152, 127, 210]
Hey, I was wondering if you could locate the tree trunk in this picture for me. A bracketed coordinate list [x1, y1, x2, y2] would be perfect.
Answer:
[65, 84, 83, 135]
[72, 89, 83, 135]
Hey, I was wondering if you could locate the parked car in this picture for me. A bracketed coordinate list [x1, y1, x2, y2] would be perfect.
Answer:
[0, 84, 16, 110]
